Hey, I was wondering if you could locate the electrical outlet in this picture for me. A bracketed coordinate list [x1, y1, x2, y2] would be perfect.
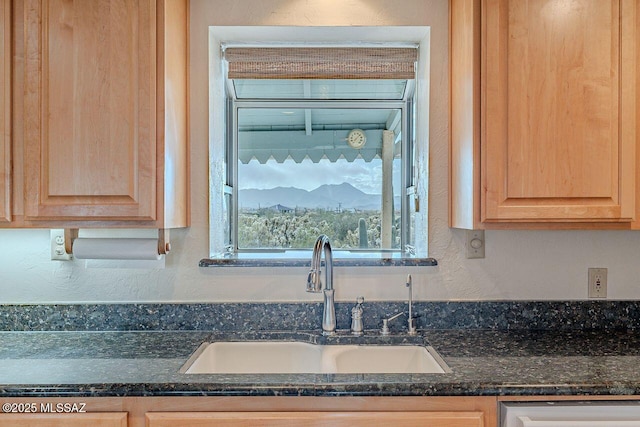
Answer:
[588, 267, 607, 298]
[50, 229, 72, 261]
[465, 230, 485, 259]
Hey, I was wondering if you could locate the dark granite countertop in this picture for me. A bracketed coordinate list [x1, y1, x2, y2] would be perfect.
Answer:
[2, 329, 640, 398]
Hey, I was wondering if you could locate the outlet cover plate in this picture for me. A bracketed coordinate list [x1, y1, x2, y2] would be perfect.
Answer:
[588, 267, 607, 299]
[50, 229, 72, 261]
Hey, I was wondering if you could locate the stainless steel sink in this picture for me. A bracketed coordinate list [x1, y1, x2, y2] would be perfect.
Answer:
[180, 341, 451, 374]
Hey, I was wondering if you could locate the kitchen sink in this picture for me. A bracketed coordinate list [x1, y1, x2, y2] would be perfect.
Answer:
[180, 341, 450, 374]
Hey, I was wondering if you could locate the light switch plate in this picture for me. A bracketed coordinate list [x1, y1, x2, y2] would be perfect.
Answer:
[465, 230, 485, 259]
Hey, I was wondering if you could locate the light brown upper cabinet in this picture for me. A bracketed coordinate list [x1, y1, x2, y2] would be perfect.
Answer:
[450, 0, 638, 228]
[20, 0, 188, 228]
[0, 0, 10, 224]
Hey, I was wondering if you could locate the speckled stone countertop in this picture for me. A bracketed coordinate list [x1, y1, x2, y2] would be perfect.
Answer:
[2, 328, 640, 398]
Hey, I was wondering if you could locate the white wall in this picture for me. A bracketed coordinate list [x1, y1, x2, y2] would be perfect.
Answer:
[1, 0, 640, 303]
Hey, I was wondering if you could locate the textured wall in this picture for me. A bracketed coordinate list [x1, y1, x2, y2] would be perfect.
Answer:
[1, 0, 640, 303]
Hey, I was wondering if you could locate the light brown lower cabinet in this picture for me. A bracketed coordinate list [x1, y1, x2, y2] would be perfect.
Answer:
[6, 394, 640, 426]
[0, 396, 496, 427]
[145, 411, 484, 427]
[0, 412, 127, 426]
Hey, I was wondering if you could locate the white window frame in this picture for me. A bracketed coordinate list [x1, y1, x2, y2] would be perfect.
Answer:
[208, 27, 431, 259]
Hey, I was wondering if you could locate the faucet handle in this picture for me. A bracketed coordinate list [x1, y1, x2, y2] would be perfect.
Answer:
[352, 296, 364, 317]
[380, 311, 405, 336]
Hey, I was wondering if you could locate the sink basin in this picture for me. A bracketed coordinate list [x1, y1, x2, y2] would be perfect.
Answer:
[181, 341, 450, 374]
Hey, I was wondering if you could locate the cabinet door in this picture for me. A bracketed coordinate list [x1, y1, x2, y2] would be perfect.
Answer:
[0, 0, 10, 223]
[24, 0, 157, 221]
[146, 411, 484, 427]
[482, 0, 636, 222]
[0, 412, 127, 426]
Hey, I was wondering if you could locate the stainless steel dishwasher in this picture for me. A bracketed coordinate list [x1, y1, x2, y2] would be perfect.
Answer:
[501, 401, 640, 426]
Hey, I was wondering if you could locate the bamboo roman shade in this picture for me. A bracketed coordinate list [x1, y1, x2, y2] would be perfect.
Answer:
[224, 47, 418, 79]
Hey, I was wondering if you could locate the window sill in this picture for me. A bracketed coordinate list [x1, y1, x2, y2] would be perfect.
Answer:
[199, 252, 438, 268]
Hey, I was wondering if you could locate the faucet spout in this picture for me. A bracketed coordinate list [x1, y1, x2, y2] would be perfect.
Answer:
[306, 235, 336, 335]
[406, 274, 417, 335]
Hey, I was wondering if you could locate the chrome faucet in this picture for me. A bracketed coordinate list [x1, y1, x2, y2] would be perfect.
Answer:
[406, 274, 417, 335]
[306, 235, 336, 335]
[380, 274, 418, 335]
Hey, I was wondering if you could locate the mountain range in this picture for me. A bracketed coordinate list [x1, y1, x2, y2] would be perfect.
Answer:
[239, 182, 389, 210]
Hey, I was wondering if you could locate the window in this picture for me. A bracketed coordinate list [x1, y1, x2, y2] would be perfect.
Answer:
[209, 37, 430, 259]
[234, 104, 411, 252]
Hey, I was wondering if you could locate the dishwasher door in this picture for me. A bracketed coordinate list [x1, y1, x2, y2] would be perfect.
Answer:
[501, 402, 640, 427]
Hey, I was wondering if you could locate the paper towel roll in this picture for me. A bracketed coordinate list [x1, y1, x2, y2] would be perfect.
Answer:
[72, 238, 162, 260]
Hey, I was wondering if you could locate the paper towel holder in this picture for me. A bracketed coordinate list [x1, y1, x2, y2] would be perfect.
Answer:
[158, 229, 171, 254]
[62, 228, 172, 257]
